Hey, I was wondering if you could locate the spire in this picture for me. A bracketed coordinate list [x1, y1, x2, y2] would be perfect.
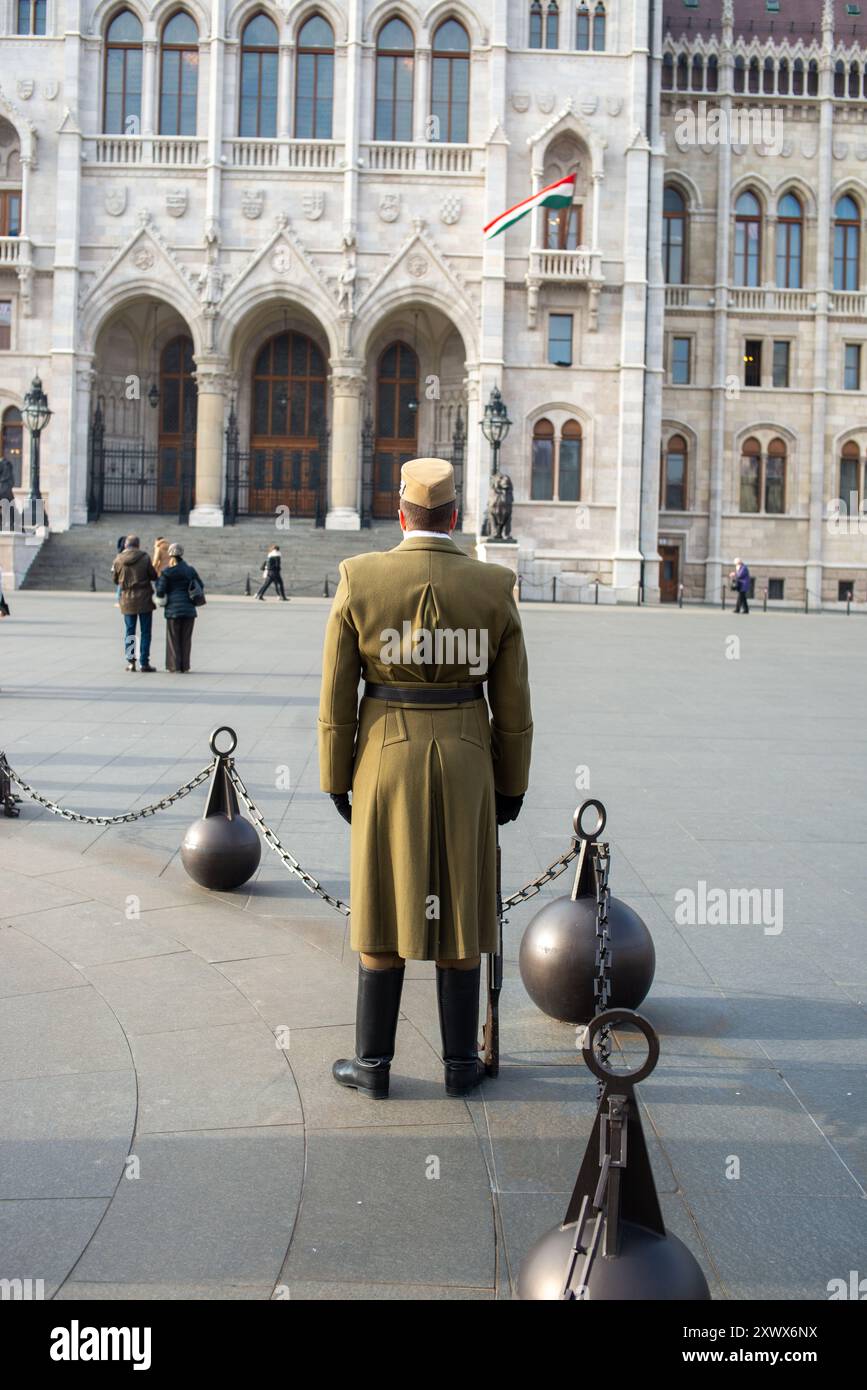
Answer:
[722, 0, 734, 29]
[822, 0, 834, 37]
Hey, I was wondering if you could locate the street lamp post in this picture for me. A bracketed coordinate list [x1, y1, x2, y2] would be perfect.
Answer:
[480, 385, 513, 540]
[22, 374, 52, 530]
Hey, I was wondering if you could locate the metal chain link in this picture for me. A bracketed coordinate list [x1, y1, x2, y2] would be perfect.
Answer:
[591, 842, 612, 1097]
[227, 763, 352, 916]
[0, 751, 216, 826]
[501, 840, 579, 911]
[1, 743, 581, 920]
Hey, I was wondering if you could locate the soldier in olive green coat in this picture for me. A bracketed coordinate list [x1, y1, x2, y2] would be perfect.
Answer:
[319, 458, 532, 1098]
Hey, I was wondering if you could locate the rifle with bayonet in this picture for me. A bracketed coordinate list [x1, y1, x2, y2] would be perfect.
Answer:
[482, 831, 504, 1076]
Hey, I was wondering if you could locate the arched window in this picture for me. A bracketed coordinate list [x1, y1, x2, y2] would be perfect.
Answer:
[559, 419, 582, 501]
[792, 58, 804, 95]
[834, 195, 861, 291]
[661, 53, 673, 90]
[375, 17, 415, 142]
[676, 54, 688, 91]
[834, 60, 846, 98]
[546, 1, 559, 48]
[296, 14, 334, 139]
[776, 193, 803, 289]
[707, 55, 719, 92]
[763, 57, 775, 95]
[239, 14, 278, 138]
[734, 191, 762, 287]
[733, 56, 746, 94]
[159, 12, 199, 136]
[663, 186, 687, 285]
[662, 435, 687, 511]
[748, 57, 760, 94]
[739, 437, 762, 513]
[16, 0, 45, 34]
[840, 441, 862, 510]
[808, 60, 819, 96]
[431, 19, 470, 144]
[691, 56, 704, 92]
[530, 1, 543, 47]
[592, 1, 605, 50]
[576, 5, 590, 51]
[778, 60, 789, 95]
[531, 418, 555, 499]
[765, 438, 786, 514]
[104, 10, 143, 135]
[850, 61, 860, 98]
[1, 406, 23, 489]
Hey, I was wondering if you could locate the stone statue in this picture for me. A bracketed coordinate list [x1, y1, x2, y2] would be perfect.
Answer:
[486, 472, 515, 542]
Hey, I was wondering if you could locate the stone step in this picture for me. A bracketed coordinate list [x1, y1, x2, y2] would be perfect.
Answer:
[22, 515, 477, 594]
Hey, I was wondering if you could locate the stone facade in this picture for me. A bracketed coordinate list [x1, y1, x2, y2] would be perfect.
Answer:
[0, 0, 864, 605]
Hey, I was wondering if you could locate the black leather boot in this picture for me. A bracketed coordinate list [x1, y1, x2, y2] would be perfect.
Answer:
[332, 963, 404, 1098]
[437, 964, 486, 1096]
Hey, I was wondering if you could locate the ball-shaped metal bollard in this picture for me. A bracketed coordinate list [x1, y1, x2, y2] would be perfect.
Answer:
[518, 893, 655, 1024]
[181, 810, 261, 892]
[181, 727, 262, 892]
[517, 1218, 711, 1301]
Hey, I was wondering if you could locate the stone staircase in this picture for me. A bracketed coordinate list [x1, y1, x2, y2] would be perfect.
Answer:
[21, 515, 477, 596]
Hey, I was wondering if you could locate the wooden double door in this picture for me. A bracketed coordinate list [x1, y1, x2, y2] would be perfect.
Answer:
[374, 341, 418, 519]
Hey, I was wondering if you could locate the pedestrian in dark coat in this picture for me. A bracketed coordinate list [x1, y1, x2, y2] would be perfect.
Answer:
[729, 557, 751, 614]
[155, 542, 204, 673]
[111, 535, 158, 672]
[256, 545, 288, 600]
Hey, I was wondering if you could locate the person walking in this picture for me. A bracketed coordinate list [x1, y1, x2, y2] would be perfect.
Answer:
[256, 544, 288, 600]
[111, 534, 158, 672]
[152, 535, 170, 577]
[154, 542, 204, 673]
[319, 458, 533, 1099]
[730, 557, 751, 614]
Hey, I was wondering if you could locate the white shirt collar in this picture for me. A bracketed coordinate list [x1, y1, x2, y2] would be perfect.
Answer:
[402, 530, 453, 540]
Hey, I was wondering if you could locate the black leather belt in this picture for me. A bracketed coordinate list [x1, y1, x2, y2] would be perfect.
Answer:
[364, 681, 485, 706]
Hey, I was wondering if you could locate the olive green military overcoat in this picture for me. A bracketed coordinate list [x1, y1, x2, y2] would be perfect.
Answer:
[318, 534, 533, 960]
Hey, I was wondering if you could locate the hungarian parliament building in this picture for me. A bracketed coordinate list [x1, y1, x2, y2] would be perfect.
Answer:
[1, 0, 866, 604]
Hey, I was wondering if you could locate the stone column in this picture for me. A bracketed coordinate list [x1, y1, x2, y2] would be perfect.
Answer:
[190, 360, 230, 527]
[414, 46, 431, 142]
[141, 39, 157, 137]
[326, 362, 365, 529]
[462, 369, 481, 534]
[705, 17, 734, 603]
[70, 358, 95, 526]
[343, 1, 362, 237]
[278, 41, 292, 139]
[806, 7, 836, 610]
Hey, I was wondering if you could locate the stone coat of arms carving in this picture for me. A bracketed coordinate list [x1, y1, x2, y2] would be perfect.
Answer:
[379, 193, 401, 223]
[166, 189, 187, 218]
[242, 189, 264, 220]
[303, 191, 325, 221]
[105, 187, 127, 218]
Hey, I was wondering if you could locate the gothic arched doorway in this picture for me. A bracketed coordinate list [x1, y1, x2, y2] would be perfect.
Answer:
[374, 340, 418, 518]
[158, 335, 197, 513]
[249, 330, 327, 516]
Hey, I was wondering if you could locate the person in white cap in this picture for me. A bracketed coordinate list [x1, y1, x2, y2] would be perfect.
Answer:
[319, 457, 533, 1098]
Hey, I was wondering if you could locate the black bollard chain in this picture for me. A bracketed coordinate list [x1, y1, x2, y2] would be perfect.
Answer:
[591, 842, 612, 1096]
[0, 751, 216, 825]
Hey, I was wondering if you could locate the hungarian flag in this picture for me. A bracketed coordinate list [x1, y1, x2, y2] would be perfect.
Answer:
[483, 173, 577, 241]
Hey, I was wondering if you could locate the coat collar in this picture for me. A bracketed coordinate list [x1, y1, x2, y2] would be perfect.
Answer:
[392, 534, 462, 555]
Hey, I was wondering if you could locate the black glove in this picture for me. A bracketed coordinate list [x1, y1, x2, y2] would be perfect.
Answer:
[330, 792, 352, 825]
[495, 791, 524, 826]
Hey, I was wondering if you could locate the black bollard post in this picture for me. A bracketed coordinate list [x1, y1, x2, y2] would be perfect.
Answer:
[90, 569, 96, 593]
[763, 588, 768, 613]
[721, 582, 726, 611]
[595, 581, 599, 606]
[552, 576, 557, 603]
[323, 575, 330, 598]
[518, 1011, 711, 1300]
[678, 583, 683, 609]
[847, 590, 852, 615]
[805, 588, 809, 614]
[181, 727, 262, 891]
[245, 572, 251, 596]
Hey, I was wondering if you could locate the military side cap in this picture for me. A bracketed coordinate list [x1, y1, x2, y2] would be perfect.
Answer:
[399, 458, 456, 509]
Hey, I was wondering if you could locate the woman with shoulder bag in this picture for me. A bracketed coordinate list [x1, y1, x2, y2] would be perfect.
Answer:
[154, 542, 205, 673]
